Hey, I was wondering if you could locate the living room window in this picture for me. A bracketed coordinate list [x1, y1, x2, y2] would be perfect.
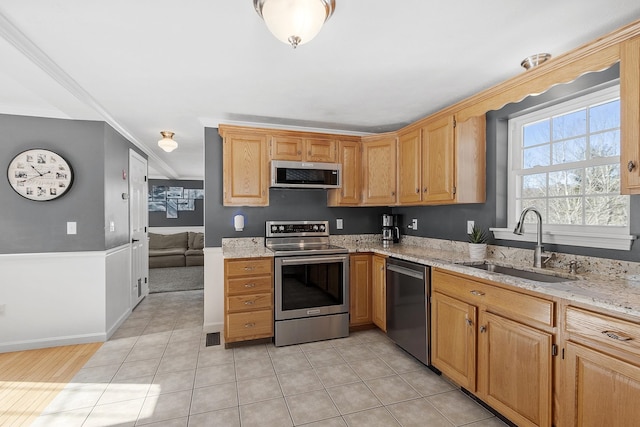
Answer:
[496, 84, 634, 250]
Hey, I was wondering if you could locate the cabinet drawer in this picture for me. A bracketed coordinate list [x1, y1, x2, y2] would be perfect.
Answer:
[225, 258, 273, 277]
[433, 269, 554, 327]
[227, 292, 272, 312]
[227, 275, 273, 295]
[226, 309, 273, 341]
[565, 306, 640, 355]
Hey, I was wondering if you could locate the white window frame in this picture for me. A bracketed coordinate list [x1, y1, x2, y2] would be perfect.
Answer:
[491, 84, 636, 250]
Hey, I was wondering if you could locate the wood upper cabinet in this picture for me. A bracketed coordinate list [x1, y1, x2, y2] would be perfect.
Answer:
[621, 35, 640, 194]
[397, 128, 422, 204]
[422, 116, 456, 203]
[220, 126, 269, 206]
[371, 254, 386, 331]
[432, 268, 554, 427]
[328, 139, 361, 206]
[349, 253, 372, 326]
[561, 305, 640, 426]
[361, 134, 397, 206]
[271, 135, 337, 162]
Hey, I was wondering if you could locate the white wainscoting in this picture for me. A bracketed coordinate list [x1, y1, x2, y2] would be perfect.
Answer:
[0, 246, 132, 352]
[203, 247, 223, 332]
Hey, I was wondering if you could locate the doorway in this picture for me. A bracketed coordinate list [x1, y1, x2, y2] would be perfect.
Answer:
[129, 149, 148, 308]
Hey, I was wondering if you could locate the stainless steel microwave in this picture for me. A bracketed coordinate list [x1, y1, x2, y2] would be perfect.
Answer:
[271, 160, 342, 189]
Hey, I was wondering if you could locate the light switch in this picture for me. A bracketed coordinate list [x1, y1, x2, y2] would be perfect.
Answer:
[336, 218, 343, 229]
[109, 221, 115, 232]
[67, 222, 77, 235]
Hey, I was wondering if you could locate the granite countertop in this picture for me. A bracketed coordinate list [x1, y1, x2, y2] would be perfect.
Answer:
[221, 237, 640, 319]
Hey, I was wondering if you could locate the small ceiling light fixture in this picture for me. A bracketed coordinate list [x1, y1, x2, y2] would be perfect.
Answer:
[158, 131, 178, 152]
[521, 53, 552, 70]
[253, 0, 336, 49]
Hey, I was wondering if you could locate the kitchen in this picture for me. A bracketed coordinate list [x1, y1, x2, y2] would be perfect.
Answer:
[205, 20, 640, 426]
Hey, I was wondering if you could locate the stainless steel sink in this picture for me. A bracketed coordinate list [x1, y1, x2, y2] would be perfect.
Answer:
[462, 262, 577, 283]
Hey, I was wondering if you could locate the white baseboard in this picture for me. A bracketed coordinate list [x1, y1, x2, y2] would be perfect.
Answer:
[0, 333, 106, 353]
[106, 308, 132, 340]
[203, 321, 223, 333]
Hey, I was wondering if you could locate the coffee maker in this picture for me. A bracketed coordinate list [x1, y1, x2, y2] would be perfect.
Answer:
[382, 214, 401, 247]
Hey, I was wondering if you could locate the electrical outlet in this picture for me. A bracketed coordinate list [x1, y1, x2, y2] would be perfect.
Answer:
[467, 220, 475, 234]
[67, 221, 77, 235]
[336, 218, 343, 230]
[412, 218, 418, 230]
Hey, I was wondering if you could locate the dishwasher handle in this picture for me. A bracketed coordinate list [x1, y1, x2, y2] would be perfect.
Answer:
[387, 263, 425, 280]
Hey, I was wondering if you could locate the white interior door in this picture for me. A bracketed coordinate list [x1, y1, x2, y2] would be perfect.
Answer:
[129, 150, 148, 308]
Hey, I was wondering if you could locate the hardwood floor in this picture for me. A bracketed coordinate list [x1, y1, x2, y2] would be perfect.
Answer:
[0, 343, 101, 426]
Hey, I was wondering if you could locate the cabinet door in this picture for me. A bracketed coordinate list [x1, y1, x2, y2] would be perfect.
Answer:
[328, 140, 361, 206]
[271, 135, 304, 160]
[397, 129, 422, 204]
[431, 291, 477, 390]
[563, 341, 640, 427]
[223, 132, 269, 206]
[362, 135, 397, 205]
[422, 116, 455, 203]
[620, 36, 640, 193]
[372, 255, 386, 332]
[305, 137, 337, 162]
[349, 254, 372, 326]
[478, 311, 552, 427]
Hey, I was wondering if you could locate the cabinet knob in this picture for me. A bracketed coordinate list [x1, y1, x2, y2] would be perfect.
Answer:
[416, 188, 420, 193]
[629, 161, 636, 172]
[391, 191, 395, 196]
[465, 317, 473, 326]
[423, 187, 428, 193]
[244, 322, 256, 328]
[480, 325, 487, 333]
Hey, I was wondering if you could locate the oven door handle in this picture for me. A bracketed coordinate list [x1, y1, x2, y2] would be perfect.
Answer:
[279, 255, 348, 265]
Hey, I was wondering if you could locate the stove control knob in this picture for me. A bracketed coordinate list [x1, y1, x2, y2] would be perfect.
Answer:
[313, 225, 318, 231]
[271, 225, 278, 233]
[279, 225, 284, 231]
[319, 225, 326, 231]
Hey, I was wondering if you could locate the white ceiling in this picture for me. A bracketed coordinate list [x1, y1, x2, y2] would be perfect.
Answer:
[1, 1, 639, 180]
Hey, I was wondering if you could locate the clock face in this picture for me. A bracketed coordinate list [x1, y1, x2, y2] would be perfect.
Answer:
[7, 149, 73, 201]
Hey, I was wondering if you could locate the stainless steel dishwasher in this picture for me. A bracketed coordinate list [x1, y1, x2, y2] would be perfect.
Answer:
[386, 258, 430, 365]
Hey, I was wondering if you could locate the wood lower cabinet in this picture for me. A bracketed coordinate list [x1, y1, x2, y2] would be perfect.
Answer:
[349, 254, 372, 326]
[431, 291, 477, 390]
[372, 255, 386, 331]
[561, 305, 640, 426]
[224, 257, 274, 344]
[478, 311, 552, 427]
[219, 126, 269, 206]
[431, 268, 554, 427]
[328, 139, 361, 206]
[361, 134, 397, 206]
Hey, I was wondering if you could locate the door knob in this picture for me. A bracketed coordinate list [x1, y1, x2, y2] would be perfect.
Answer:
[132, 239, 140, 243]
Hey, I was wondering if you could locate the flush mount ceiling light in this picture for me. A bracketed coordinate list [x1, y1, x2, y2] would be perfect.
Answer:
[521, 53, 552, 70]
[158, 131, 178, 152]
[253, 0, 336, 48]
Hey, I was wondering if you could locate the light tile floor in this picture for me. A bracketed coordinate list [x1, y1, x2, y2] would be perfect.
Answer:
[34, 290, 509, 427]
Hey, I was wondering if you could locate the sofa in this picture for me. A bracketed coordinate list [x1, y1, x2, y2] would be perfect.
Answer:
[148, 231, 204, 268]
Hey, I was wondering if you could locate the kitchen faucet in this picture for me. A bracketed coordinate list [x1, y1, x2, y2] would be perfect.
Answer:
[513, 207, 553, 268]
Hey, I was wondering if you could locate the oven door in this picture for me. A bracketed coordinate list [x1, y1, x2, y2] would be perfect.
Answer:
[274, 254, 349, 321]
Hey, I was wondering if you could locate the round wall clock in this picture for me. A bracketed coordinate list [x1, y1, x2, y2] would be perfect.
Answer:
[7, 149, 74, 201]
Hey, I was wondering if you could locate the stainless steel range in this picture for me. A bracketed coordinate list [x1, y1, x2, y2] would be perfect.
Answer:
[266, 220, 350, 347]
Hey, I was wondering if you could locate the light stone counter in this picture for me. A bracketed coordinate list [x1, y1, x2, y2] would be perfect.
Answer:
[222, 234, 640, 319]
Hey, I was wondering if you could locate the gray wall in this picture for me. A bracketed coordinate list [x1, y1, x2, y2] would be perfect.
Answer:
[149, 179, 204, 227]
[204, 128, 388, 247]
[394, 63, 640, 262]
[0, 114, 145, 254]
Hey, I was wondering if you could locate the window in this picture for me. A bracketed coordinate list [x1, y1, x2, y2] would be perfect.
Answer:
[499, 85, 634, 250]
